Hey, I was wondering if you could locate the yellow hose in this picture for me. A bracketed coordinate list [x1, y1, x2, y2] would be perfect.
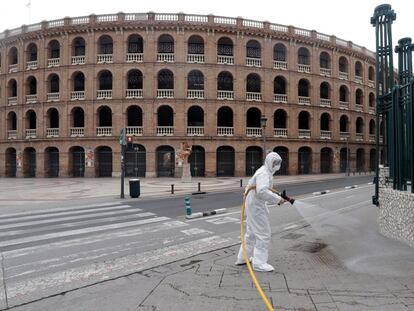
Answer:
[240, 187, 274, 311]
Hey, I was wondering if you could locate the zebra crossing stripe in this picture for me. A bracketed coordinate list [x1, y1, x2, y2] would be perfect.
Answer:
[0, 205, 136, 224]
[0, 216, 170, 249]
[0, 208, 144, 230]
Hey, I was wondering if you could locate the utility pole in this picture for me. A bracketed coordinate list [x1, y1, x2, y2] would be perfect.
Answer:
[346, 137, 350, 176]
[260, 115, 267, 162]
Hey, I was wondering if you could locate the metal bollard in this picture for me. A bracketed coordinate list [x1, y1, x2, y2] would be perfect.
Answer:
[185, 196, 192, 216]
[171, 184, 174, 194]
[240, 179, 243, 187]
[198, 182, 201, 192]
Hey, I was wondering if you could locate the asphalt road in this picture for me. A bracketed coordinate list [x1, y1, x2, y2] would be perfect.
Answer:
[127, 174, 374, 217]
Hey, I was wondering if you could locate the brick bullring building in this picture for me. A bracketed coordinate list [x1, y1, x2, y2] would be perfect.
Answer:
[0, 12, 379, 178]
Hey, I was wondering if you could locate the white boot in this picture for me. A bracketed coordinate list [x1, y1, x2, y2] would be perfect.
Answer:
[253, 262, 274, 272]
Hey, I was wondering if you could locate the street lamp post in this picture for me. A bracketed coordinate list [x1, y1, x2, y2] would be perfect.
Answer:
[346, 136, 350, 176]
[260, 115, 267, 162]
[134, 146, 139, 177]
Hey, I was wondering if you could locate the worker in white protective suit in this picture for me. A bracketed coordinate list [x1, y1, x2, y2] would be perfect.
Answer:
[235, 152, 285, 272]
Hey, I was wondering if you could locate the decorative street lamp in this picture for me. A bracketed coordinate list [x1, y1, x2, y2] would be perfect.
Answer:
[260, 115, 267, 162]
[134, 146, 139, 177]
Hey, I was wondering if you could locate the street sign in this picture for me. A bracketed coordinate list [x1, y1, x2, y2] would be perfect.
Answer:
[119, 128, 126, 145]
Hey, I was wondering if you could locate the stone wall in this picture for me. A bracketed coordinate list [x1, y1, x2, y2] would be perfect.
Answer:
[378, 166, 414, 247]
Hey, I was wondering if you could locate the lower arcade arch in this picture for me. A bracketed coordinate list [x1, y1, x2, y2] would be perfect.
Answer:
[156, 146, 175, 177]
[125, 144, 146, 177]
[273, 147, 289, 175]
[320, 147, 333, 173]
[5, 148, 17, 177]
[216, 146, 235, 177]
[23, 147, 36, 177]
[45, 147, 59, 177]
[189, 145, 205, 177]
[245, 146, 263, 176]
[95, 146, 113, 177]
[69, 146, 85, 177]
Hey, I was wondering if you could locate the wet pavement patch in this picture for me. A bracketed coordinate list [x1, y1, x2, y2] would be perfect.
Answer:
[281, 233, 304, 240]
[288, 241, 327, 253]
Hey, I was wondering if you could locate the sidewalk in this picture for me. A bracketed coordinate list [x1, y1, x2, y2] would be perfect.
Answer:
[0, 173, 368, 206]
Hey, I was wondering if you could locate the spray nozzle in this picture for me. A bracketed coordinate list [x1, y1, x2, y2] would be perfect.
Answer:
[281, 190, 295, 205]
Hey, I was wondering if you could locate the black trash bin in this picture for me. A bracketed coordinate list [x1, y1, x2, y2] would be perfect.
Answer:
[129, 179, 140, 198]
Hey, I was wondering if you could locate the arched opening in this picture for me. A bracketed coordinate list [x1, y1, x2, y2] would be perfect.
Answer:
[340, 115, 349, 132]
[356, 148, 365, 172]
[273, 147, 289, 175]
[369, 92, 375, 107]
[69, 146, 85, 177]
[125, 144, 146, 177]
[187, 106, 204, 126]
[47, 108, 59, 129]
[298, 79, 310, 97]
[188, 35, 204, 54]
[48, 40, 60, 58]
[217, 37, 233, 56]
[98, 35, 113, 54]
[9, 46, 18, 69]
[217, 71, 233, 91]
[320, 147, 333, 173]
[23, 147, 36, 177]
[72, 37, 86, 56]
[45, 147, 59, 177]
[189, 145, 205, 177]
[273, 43, 286, 61]
[369, 66, 375, 81]
[73, 72, 85, 91]
[355, 61, 363, 77]
[156, 145, 175, 177]
[320, 82, 330, 99]
[157, 105, 174, 126]
[127, 69, 143, 89]
[217, 107, 233, 127]
[7, 112, 17, 132]
[71, 107, 85, 128]
[98, 70, 112, 90]
[48, 74, 60, 93]
[216, 146, 235, 177]
[274, 76, 286, 95]
[25, 109, 37, 131]
[298, 111, 310, 129]
[127, 34, 143, 53]
[339, 56, 348, 73]
[274, 109, 287, 129]
[369, 119, 375, 135]
[297, 47, 310, 65]
[157, 69, 174, 89]
[95, 146, 112, 177]
[356, 117, 364, 134]
[320, 113, 330, 131]
[246, 146, 263, 176]
[8, 79, 17, 97]
[187, 70, 204, 90]
[339, 85, 349, 102]
[158, 34, 174, 53]
[298, 147, 312, 174]
[127, 105, 143, 127]
[246, 73, 261, 93]
[5, 148, 17, 177]
[27, 43, 38, 61]
[355, 89, 363, 106]
[246, 40, 261, 58]
[246, 107, 261, 128]
[319, 52, 330, 69]
[97, 106, 112, 126]
[27, 76, 37, 95]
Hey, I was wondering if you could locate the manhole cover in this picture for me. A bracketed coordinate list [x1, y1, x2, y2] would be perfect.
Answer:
[288, 241, 327, 253]
[281, 233, 304, 240]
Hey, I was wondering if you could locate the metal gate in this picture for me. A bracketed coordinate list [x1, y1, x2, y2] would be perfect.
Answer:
[97, 149, 112, 177]
[356, 150, 365, 172]
[245, 148, 262, 176]
[189, 149, 205, 177]
[5, 150, 16, 177]
[24, 151, 36, 177]
[370, 149, 376, 172]
[340, 149, 348, 173]
[298, 149, 311, 174]
[156, 149, 174, 177]
[320, 149, 332, 173]
[72, 151, 85, 177]
[274, 148, 288, 175]
[47, 151, 59, 177]
[216, 148, 234, 177]
[125, 147, 146, 177]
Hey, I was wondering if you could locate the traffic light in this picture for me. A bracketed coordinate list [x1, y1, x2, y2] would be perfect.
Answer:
[126, 136, 133, 149]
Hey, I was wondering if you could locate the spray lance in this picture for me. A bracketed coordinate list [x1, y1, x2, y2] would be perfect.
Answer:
[280, 189, 295, 205]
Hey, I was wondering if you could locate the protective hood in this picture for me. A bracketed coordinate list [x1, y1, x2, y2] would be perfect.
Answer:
[264, 152, 282, 174]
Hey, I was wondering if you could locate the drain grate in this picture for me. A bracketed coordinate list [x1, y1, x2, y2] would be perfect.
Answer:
[288, 241, 327, 253]
[281, 233, 304, 240]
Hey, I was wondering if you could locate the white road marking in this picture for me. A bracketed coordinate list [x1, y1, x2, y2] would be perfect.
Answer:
[0, 217, 170, 249]
[205, 216, 240, 225]
[180, 228, 213, 236]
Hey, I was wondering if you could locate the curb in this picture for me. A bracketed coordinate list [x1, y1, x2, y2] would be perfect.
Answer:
[345, 185, 358, 189]
[312, 190, 330, 195]
[185, 208, 227, 219]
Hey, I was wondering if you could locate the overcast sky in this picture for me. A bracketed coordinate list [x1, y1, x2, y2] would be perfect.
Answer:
[1, 0, 413, 51]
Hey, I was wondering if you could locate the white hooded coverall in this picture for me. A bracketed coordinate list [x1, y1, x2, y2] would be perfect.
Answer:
[236, 152, 283, 271]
